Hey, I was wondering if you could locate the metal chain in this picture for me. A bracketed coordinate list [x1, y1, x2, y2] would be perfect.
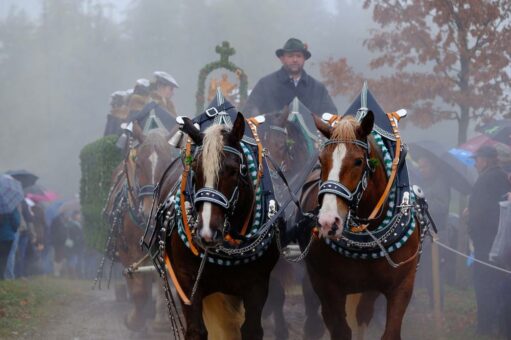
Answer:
[92, 198, 126, 290]
[158, 221, 185, 339]
[275, 227, 315, 263]
[189, 249, 209, 302]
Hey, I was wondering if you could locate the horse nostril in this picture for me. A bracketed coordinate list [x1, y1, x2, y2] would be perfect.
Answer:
[334, 216, 341, 226]
[212, 230, 222, 242]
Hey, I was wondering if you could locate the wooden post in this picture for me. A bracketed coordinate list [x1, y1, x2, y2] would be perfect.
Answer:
[431, 236, 443, 333]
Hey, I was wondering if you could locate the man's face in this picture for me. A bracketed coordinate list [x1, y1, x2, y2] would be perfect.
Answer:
[160, 84, 175, 99]
[279, 51, 306, 75]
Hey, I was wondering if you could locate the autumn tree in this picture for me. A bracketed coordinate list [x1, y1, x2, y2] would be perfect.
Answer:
[322, 0, 511, 144]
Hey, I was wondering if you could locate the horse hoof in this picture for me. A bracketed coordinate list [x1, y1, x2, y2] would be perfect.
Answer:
[303, 320, 325, 340]
[124, 312, 146, 332]
[275, 326, 289, 340]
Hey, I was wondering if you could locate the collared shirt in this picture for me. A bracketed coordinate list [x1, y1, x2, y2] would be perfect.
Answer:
[244, 67, 337, 116]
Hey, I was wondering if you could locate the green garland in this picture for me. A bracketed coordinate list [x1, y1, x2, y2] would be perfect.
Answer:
[79, 135, 122, 252]
[195, 41, 248, 114]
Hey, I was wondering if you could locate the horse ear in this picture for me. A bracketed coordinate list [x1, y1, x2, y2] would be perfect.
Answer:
[180, 117, 204, 145]
[276, 105, 291, 126]
[132, 121, 145, 144]
[313, 114, 332, 139]
[357, 110, 374, 137]
[230, 112, 245, 142]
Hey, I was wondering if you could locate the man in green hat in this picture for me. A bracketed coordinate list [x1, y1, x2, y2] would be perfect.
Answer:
[244, 38, 337, 115]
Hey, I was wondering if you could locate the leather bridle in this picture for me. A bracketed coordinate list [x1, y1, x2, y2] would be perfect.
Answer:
[318, 138, 375, 226]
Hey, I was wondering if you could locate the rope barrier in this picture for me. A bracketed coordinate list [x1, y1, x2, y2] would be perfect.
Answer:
[431, 237, 511, 275]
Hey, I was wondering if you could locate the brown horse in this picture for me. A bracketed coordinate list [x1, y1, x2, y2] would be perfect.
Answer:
[104, 126, 177, 331]
[256, 109, 318, 339]
[162, 113, 279, 340]
[299, 112, 421, 340]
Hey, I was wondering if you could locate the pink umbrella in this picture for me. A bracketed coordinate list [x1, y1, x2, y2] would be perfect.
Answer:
[26, 191, 59, 203]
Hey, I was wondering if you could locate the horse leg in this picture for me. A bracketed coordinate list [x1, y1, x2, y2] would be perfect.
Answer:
[264, 276, 289, 340]
[124, 274, 152, 331]
[306, 265, 351, 340]
[381, 275, 415, 340]
[241, 282, 270, 340]
[355, 291, 379, 340]
[182, 294, 207, 340]
[303, 271, 325, 340]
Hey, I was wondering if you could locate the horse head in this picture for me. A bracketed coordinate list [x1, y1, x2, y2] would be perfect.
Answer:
[313, 111, 377, 239]
[180, 112, 254, 248]
[126, 126, 174, 222]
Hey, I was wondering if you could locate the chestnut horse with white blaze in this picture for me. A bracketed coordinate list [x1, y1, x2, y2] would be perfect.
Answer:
[103, 127, 177, 331]
[299, 111, 421, 340]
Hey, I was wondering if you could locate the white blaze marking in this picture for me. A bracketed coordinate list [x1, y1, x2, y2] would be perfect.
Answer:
[149, 151, 158, 184]
[320, 144, 346, 217]
[200, 169, 215, 240]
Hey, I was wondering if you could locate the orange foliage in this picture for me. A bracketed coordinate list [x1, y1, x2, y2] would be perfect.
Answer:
[322, 0, 511, 143]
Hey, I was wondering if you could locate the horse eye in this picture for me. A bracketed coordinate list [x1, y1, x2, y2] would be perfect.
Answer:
[354, 159, 363, 166]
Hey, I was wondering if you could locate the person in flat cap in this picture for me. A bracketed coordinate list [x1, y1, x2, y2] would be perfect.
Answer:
[464, 144, 511, 335]
[129, 71, 180, 133]
[126, 78, 151, 115]
[150, 71, 179, 118]
[244, 37, 337, 116]
[103, 90, 129, 136]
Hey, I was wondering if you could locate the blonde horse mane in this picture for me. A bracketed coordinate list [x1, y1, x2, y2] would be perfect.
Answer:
[202, 124, 227, 185]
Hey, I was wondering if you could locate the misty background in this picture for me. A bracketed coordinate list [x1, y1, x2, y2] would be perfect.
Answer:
[0, 0, 459, 198]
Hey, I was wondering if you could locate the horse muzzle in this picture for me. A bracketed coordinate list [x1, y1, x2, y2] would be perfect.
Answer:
[317, 212, 344, 239]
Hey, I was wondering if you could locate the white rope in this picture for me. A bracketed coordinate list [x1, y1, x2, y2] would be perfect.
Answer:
[431, 237, 511, 275]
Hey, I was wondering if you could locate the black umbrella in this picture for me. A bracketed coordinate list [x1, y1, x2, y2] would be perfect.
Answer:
[409, 140, 476, 195]
[476, 119, 511, 145]
[6, 169, 39, 188]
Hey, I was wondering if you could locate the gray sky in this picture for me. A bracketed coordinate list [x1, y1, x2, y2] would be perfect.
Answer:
[0, 0, 465, 198]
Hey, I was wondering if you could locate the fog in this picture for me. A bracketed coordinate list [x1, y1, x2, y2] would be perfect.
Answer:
[0, 0, 459, 197]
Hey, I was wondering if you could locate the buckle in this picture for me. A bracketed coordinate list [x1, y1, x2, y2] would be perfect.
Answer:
[205, 107, 219, 117]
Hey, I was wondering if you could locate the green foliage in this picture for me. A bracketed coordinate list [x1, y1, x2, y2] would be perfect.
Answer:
[79, 135, 122, 252]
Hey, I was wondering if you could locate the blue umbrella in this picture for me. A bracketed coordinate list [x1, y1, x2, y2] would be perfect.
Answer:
[6, 169, 38, 188]
[0, 174, 24, 213]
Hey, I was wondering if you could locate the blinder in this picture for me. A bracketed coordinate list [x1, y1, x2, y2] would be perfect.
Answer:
[191, 144, 247, 210]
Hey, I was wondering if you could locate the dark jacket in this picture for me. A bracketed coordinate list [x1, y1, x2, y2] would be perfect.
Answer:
[468, 165, 511, 257]
[243, 67, 337, 116]
[0, 209, 20, 241]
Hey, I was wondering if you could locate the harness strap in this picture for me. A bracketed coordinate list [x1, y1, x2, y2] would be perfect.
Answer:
[164, 253, 192, 305]
[180, 139, 199, 256]
[240, 118, 264, 236]
[351, 112, 401, 233]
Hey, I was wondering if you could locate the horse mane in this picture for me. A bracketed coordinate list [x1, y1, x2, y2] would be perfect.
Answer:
[202, 124, 228, 185]
[331, 115, 383, 161]
[331, 116, 358, 141]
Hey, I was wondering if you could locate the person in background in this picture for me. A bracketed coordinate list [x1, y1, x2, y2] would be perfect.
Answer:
[104, 90, 129, 136]
[64, 211, 84, 279]
[14, 198, 36, 278]
[0, 206, 21, 279]
[129, 71, 180, 132]
[464, 145, 511, 335]
[127, 78, 151, 115]
[243, 37, 337, 116]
